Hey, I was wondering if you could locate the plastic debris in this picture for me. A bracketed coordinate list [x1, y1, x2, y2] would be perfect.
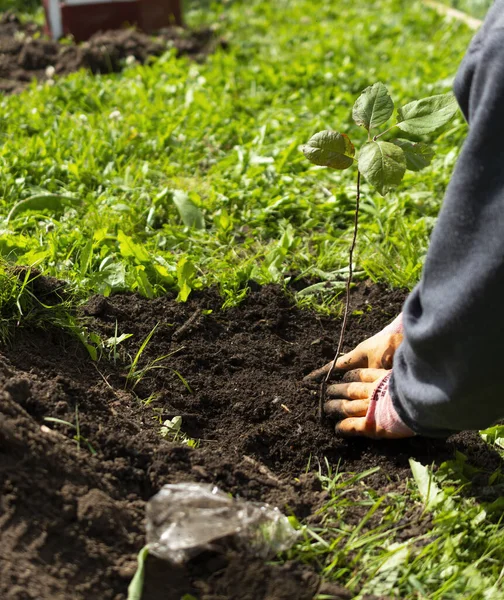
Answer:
[146, 482, 299, 564]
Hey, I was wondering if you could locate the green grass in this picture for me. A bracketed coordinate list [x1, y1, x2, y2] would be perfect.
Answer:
[0, 0, 474, 309]
[0, 261, 80, 342]
[286, 452, 504, 599]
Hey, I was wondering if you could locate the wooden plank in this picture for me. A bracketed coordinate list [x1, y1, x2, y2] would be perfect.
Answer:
[423, 0, 483, 30]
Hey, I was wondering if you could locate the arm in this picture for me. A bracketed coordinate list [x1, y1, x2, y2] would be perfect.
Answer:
[391, 27, 504, 436]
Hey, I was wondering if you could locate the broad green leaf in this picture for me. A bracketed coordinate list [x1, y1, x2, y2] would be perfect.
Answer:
[135, 266, 154, 298]
[409, 459, 445, 510]
[106, 333, 133, 347]
[127, 545, 149, 600]
[98, 262, 127, 292]
[397, 93, 458, 135]
[358, 141, 406, 196]
[392, 139, 435, 171]
[6, 194, 80, 223]
[480, 425, 504, 449]
[352, 82, 394, 131]
[172, 190, 205, 229]
[301, 131, 355, 170]
[297, 281, 346, 296]
[79, 239, 93, 275]
[176, 256, 196, 302]
[117, 231, 150, 263]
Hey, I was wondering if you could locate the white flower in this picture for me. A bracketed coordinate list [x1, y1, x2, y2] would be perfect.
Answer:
[126, 55, 136, 65]
[109, 110, 122, 120]
[31, 108, 38, 115]
[78, 114, 88, 122]
[45, 65, 56, 78]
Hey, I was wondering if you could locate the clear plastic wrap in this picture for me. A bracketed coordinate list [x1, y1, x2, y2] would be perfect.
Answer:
[146, 482, 299, 564]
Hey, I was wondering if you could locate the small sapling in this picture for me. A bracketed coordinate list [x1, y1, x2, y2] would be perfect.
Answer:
[301, 82, 458, 421]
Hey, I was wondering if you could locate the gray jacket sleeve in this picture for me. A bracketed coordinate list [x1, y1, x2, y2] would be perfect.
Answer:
[390, 19, 504, 437]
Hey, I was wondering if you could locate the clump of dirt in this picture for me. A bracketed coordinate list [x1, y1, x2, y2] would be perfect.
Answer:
[1, 279, 502, 600]
[0, 11, 225, 94]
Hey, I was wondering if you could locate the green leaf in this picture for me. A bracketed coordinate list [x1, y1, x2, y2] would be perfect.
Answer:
[297, 281, 346, 296]
[301, 131, 355, 170]
[409, 459, 445, 510]
[127, 545, 149, 600]
[392, 139, 435, 171]
[135, 266, 154, 298]
[172, 190, 205, 229]
[6, 194, 80, 223]
[79, 239, 93, 275]
[397, 92, 458, 135]
[176, 256, 196, 302]
[96, 261, 127, 293]
[358, 141, 406, 196]
[352, 82, 394, 131]
[106, 333, 133, 346]
[117, 231, 150, 263]
[480, 425, 504, 449]
[44, 417, 75, 429]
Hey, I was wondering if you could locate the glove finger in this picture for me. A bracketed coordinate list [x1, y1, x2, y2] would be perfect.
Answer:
[335, 347, 368, 370]
[324, 399, 368, 419]
[342, 368, 389, 383]
[334, 417, 377, 438]
[326, 381, 374, 399]
[303, 360, 334, 383]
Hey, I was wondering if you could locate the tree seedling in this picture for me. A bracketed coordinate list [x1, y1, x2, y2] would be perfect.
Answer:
[302, 83, 458, 421]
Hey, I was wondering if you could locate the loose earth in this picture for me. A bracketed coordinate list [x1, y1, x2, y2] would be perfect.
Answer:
[0, 279, 498, 599]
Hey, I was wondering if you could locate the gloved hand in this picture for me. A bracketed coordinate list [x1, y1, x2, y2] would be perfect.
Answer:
[323, 368, 415, 439]
[304, 314, 404, 383]
[304, 314, 414, 439]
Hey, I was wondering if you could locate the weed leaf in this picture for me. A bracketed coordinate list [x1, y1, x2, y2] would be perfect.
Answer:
[79, 239, 93, 275]
[397, 92, 458, 135]
[172, 190, 205, 229]
[127, 545, 149, 600]
[358, 141, 406, 196]
[176, 256, 196, 302]
[135, 266, 154, 298]
[301, 131, 355, 170]
[409, 458, 444, 510]
[6, 194, 80, 223]
[392, 139, 435, 171]
[352, 82, 394, 131]
[297, 281, 346, 296]
[117, 231, 150, 263]
[480, 424, 504, 449]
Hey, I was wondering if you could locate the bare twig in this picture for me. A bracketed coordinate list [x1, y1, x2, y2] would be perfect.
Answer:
[172, 308, 202, 342]
[319, 171, 361, 423]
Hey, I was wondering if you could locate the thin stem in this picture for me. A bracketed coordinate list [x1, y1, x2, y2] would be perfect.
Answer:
[319, 170, 361, 423]
[373, 124, 398, 141]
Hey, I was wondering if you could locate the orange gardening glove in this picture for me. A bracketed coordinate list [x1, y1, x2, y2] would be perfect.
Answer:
[304, 315, 404, 382]
[323, 368, 415, 439]
[304, 315, 415, 439]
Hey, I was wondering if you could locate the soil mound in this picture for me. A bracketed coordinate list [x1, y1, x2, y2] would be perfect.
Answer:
[1, 280, 501, 599]
[0, 11, 224, 94]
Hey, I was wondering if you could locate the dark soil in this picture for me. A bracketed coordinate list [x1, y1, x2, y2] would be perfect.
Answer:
[0, 11, 225, 94]
[1, 279, 502, 600]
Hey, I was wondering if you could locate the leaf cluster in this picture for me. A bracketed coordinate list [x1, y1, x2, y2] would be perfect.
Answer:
[302, 83, 458, 195]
